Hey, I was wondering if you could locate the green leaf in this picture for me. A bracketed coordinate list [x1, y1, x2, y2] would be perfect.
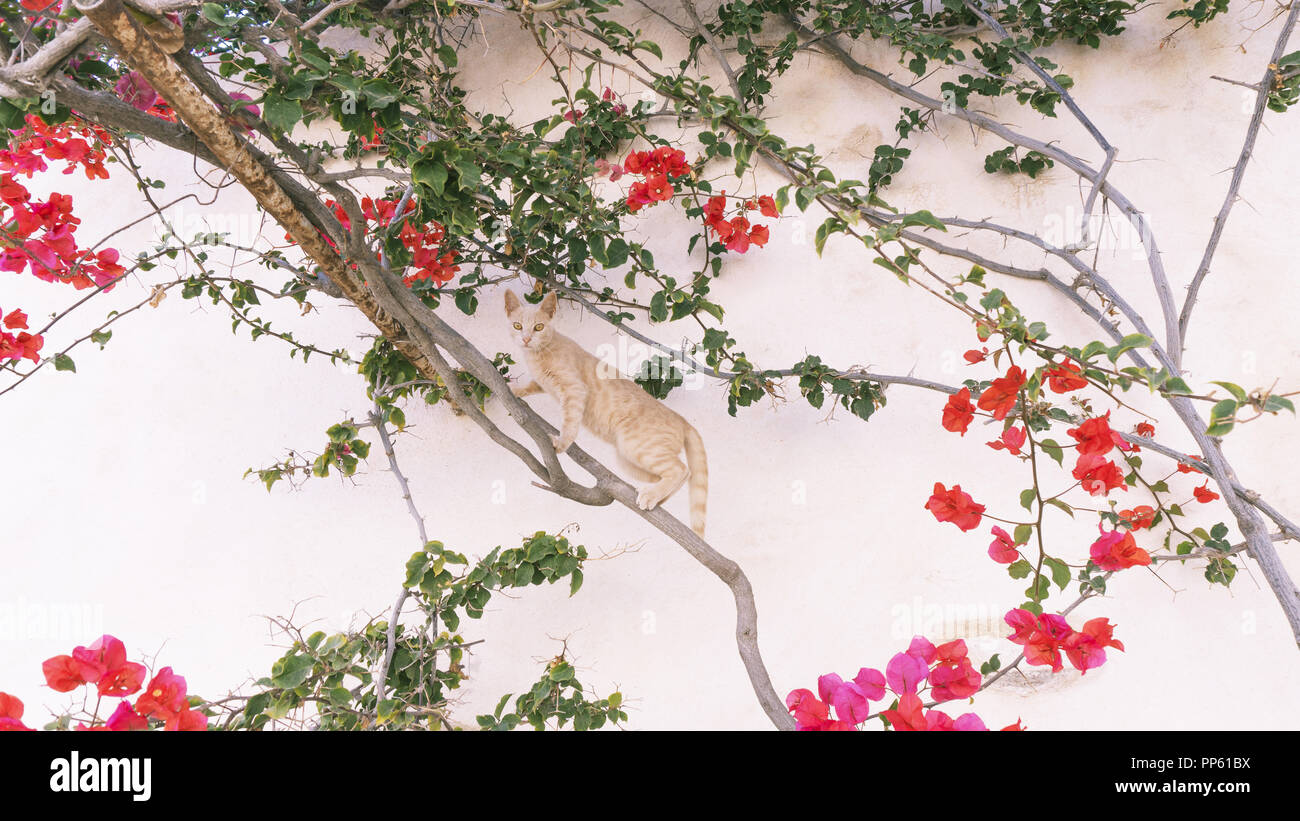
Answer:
[1039, 438, 1064, 466]
[1044, 498, 1074, 517]
[1210, 381, 1247, 402]
[1013, 523, 1034, 545]
[262, 95, 303, 133]
[1043, 556, 1071, 590]
[899, 210, 945, 231]
[1007, 559, 1033, 579]
[1019, 488, 1036, 512]
[270, 653, 314, 689]
[53, 353, 76, 373]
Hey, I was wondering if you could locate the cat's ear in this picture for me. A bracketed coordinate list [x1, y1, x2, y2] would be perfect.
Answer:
[504, 290, 521, 316]
[539, 290, 557, 318]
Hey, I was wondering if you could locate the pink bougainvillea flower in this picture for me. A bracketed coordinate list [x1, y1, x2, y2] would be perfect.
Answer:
[977, 366, 1026, 421]
[907, 636, 937, 665]
[852, 667, 886, 702]
[818, 673, 873, 725]
[70, 635, 130, 685]
[105, 701, 149, 731]
[925, 483, 985, 531]
[114, 71, 158, 111]
[988, 526, 1021, 564]
[1089, 524, 1151, 571]
[885, 650, 929, 695]
[942, 387, 976, 435]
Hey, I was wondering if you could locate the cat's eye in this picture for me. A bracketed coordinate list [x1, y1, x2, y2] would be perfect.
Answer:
[533, 323, 545, 332]
[513, 322, 522, 330]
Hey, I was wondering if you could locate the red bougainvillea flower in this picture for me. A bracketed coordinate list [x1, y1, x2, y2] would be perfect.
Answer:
[925, 483, 985, 532]
[0, 692, 32, 731]
[1089, 524, 1151, 571]
[42, 654, 86, 692]
[1067, 411, 1129, 456]
[1135, 421, 1155, 437]
[1117, 505, 1156, 531]
[1006, 609, 1083, 674]
[882, 692, 928, 731]
[963, 348, 988, 364]
[941, 387, 976, 435]
[977, 366, 1026, 421]
[134, 667, 189, 723]
[1072, 453, 1127, 496]
[105, 701, 149, 732]
[757, 195, 779, 218]
[1001, 719, 1026, 731]
[786, 689, 854, 731]
[1063, 618, 1125, 674]
[168, 707, 208, 732]
[987, 425, 1026, 455]
[1044, 359, 1088, 393]
[929, 640, 980, 702]
[97, 657, 147, 698]
[747, 224, 769, 247]
[626, 179, 653, 212]
[1176, 455, 1204, 474]
[1194, 483, 1220, 504]
[925, 710, 988, 731]
[3, 308, 27, 329]
[988, 526, 1021, 564]
[1023, 613, 1073, 673]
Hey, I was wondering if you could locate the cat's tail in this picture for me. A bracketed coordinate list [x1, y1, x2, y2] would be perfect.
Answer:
[683, 424, 708, 537]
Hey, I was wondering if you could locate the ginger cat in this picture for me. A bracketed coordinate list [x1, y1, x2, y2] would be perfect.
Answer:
[504, 290, 708, 536]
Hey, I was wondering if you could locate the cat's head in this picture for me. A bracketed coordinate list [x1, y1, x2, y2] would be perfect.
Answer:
[504, 290, 558, 351]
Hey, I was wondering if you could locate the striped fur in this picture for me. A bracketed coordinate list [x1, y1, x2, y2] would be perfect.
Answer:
[505, 290, 708, 536]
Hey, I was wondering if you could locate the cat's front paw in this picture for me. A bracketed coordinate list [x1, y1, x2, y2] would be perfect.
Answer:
[636, 487, 661, 511]
[552, 435, 572, 454]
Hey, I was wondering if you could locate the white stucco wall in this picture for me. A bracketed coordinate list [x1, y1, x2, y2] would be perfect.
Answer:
[3, 2, 1298, 729]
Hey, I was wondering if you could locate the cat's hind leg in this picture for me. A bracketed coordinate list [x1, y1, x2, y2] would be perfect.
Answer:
[618, 432, 688, 512]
